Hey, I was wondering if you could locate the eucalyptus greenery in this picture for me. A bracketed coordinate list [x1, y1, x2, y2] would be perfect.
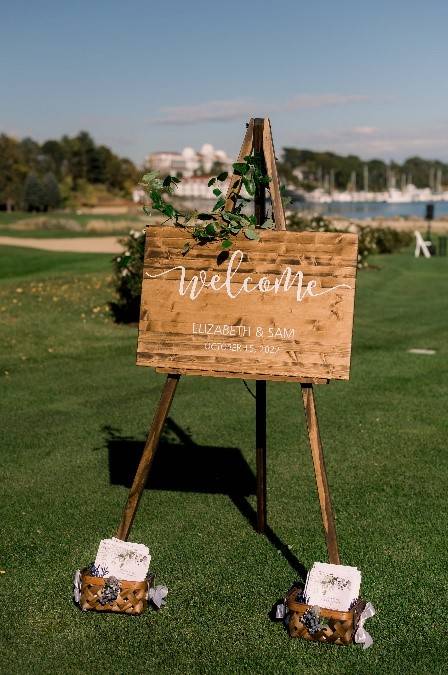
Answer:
[139, 152, 278, 253]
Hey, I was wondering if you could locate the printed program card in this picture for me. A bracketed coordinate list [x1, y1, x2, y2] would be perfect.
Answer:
[304, 562, 361, 611]
[94, 537, 151, 581]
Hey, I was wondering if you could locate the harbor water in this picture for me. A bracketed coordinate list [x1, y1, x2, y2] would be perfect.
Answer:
[292, 200, 448, 220]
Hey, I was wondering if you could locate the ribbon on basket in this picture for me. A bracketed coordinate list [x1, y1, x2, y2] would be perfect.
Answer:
[354, 602, 375, 649]
[148, 584, 168, 609]
[275, 601, 286, 619]
[73, 569, 82, 604]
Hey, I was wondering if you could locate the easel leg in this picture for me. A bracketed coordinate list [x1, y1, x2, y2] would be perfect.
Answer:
[116, 374, 180, 541]
[301, 383, 341, 564]
[256, 380, 267, 533]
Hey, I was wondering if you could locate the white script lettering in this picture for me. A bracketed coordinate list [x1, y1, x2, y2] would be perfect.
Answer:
[146, 249, 351, 302]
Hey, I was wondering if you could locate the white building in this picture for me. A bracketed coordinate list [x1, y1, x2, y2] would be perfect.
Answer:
[146, 144, 232, 178]
[175, 176, 230, 199]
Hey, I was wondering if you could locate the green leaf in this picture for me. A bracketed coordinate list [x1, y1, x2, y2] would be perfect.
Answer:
[163, 175, 172, 187]
[194, 227, 208, 240]
[221, 239, 232, 249]
[217, 172, 228, 182]
[149, 190, 161, 202]
[242, 176, 255, 196]
[260, 218, 275, 229]
[232, 162, 249, 176]
[244, 228, 259, 240]
[162, 203, 176, 218]
[213, 197, 225, 212]
[140, 171, 159, 184]
[205, 223, 216, 236]
[213, 188, 222, 197]
[208, 177, 216, 187]
[171, 176, 181, 183]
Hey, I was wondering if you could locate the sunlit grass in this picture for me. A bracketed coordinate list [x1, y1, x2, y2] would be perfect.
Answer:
[0, 245, 446, 673]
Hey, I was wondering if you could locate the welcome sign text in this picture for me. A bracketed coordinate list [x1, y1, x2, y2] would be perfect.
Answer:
[137, 228, 358, 381]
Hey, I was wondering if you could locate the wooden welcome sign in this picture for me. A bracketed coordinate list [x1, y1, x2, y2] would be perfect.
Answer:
[116, 118, 358, 567]
[137, 228, 357, 381]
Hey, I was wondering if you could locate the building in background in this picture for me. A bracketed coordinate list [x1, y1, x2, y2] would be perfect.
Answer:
[133, 143, 235, 202]
[146, 144, 233, 178]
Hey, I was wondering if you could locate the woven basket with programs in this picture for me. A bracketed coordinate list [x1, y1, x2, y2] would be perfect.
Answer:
[74, 568, 155, 615]
[286, 587, 366, 646]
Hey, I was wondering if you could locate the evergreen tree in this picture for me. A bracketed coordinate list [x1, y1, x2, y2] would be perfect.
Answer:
[23, 173, 46, 212]
[41, 140, 65, 178]
[42, 172, 61, 209]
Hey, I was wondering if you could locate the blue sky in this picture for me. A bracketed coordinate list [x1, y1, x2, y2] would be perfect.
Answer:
[1, 0, 448, 164]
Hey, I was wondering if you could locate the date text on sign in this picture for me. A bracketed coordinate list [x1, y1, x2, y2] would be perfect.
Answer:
[137, 227, 358, 381]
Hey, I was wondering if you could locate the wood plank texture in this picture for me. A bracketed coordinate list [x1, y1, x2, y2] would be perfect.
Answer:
[137, 226, 358, 381]
[263, 118, 286, 230]
[256, 379, 267, 532]
[301, 383, 341, 564]
[224, 118, 254, 212]
[116, 374, 180, 541]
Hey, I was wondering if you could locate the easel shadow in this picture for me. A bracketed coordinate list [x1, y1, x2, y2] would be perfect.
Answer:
[103, 419, 307, 580]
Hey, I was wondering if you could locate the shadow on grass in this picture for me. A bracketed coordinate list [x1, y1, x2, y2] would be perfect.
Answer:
[103, 419, 307, 580]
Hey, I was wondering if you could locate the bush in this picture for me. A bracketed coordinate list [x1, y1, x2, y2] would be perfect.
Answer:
[11, 216, 82, 231]
[42, 172, 61, 210]
[109, 229, 145, 323]
[373, 226, 413, 253]
[287, 214, 412, 267]
[23, 173, 46, 212]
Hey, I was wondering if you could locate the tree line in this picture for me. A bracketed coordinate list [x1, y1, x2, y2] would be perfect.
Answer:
[0, 131, 139, 211]
[278, 148, 448, 192]
[3, 131, 448, 212]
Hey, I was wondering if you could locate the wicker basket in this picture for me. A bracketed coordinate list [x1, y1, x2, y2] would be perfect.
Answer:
[77, 569, 154, 615]
[286, 587, 366, 645]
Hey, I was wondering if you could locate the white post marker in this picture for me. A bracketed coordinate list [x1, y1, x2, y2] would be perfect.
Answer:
[414, 231, 432, 258]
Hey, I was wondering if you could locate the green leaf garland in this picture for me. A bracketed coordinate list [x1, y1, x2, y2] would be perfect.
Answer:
[139, 151, 279, 253]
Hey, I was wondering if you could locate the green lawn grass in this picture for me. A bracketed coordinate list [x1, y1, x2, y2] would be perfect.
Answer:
[0, 245, 447, 674]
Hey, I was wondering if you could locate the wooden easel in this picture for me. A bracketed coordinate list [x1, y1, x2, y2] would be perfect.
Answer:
[116, 119, 340, 565]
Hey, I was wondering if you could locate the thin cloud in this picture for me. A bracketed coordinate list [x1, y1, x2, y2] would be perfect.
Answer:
[351, 126, 378, 135]
[293, 125, 448, 160]
[287, 94, 370, 110]
[152, 93, 370, 126]
[153, 100, 255, 125]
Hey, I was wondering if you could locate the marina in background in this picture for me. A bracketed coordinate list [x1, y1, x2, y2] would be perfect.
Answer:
[291, 198, 448, 221]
